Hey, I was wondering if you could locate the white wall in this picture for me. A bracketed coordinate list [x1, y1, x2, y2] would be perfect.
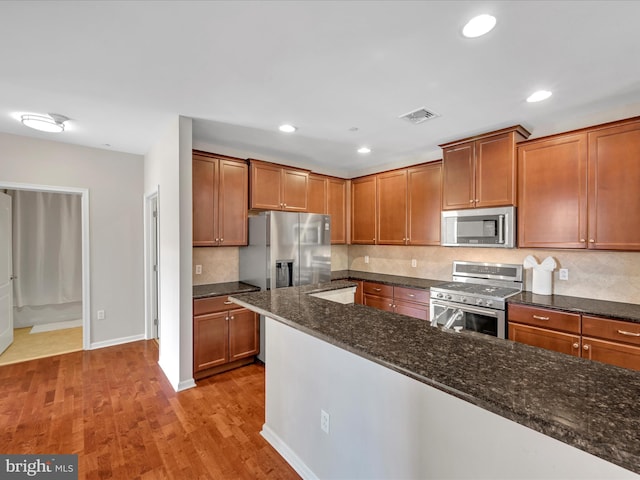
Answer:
[264, 317, 637, 480]
[144, 116, 195, 392]
[0, 132, 145, 346]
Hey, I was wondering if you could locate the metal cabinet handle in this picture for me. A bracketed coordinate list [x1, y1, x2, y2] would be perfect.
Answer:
[583, 344, 590, 351]
[533, 315, 550, 320]
[617, 329, 640, 337]
[220, 238, 223, 242]
[373, 288, 382, 292]
[572, 342, 580, 349]
[475, 199, 479, 202]
[469, 199, 474, 203]
[389, 303, 393, 307]
[580, 238, 586, 242]
[230, 315, 234, 320]
[223, 301, 233, 305]
[589, 239, 595, 243]
[408, 294, 415, 297]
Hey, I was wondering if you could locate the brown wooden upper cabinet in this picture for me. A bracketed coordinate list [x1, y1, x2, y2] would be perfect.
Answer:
[351, 175, 377, 244]
[249, 159, 309, 211]
[440, 126, 531, 210]
[376, 162, 442, 245]
[307, 174, 348, 244]
[193, 151, 248, 247]
[518, 117, 640, 250]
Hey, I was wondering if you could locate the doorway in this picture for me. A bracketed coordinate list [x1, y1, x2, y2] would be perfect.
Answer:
[0, 182, 90, 365]
[145, 190, 160, 343]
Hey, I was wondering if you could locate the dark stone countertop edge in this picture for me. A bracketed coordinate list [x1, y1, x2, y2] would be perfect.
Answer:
[229, 283, 640, 475]
[193, 281, 261, 299]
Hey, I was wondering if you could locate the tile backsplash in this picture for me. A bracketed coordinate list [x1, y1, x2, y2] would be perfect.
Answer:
[193, 245, 639, 305]
[348, 245, 640, 305]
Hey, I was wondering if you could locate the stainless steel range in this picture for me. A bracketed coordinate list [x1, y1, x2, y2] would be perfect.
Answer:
[430, 261, 523, 338]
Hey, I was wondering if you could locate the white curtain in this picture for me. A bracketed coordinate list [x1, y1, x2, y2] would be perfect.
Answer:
[9, 190, 82, 308]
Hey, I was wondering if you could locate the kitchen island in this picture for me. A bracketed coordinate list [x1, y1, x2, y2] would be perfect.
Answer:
[230, 281, 640, 479]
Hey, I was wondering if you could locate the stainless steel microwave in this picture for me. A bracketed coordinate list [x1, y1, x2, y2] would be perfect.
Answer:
[441, 206, 515, 248]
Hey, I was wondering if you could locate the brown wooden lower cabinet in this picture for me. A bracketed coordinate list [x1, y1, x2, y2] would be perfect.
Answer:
[508, 304, 640, 371]
[193, 296, 259, 380]
[362, 281, 429, 321]
[508, 322, 581, 357]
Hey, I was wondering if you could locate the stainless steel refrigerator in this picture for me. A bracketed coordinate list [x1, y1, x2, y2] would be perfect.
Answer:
[239, 211, 331, 361]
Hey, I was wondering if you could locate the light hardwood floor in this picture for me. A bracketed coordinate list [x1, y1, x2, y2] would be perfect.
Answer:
[0, 340, 301, 479]
[0, 326, 83, 366]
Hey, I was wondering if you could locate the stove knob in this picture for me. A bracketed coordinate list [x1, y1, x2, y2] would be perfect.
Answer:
[460, 297, 467, 303]
[476, 299, 484, 306]
[437, 293, 443, 299]
[445, 294, 452, 301]
[486, 300, 493, 307]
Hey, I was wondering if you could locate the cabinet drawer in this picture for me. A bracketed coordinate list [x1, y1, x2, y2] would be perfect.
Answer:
[194, 296, 235, 315]
[507, 304, 580, 334]
[394, 286, 429, 304]
[363, 282, 393, 298]
[394, 300, 429, 321]
[582, 316, 640, 346]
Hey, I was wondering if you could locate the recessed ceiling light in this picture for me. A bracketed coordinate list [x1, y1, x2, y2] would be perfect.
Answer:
[278, 124, 297, 133]
[357, 147, 371, 154]
[462, 14, 496, 38]
[526, 90, 553, 103]
[20, 113, 69, 133]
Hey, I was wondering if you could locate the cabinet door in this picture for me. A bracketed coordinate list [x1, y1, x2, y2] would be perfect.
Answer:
[518, 134, 588, 248]
[250, 162, 282, 210]
[588, 120, 640, 250]
[307, 174, 327, 214]
[351, 175, 377, 244]
[377, 170, 407, 245]
[581, 337, 640, 371]
[282, 168, 308, 211]
[193, 312, 228, 372]
[442, 142, 475, 210]
[327, 178, 347, 244]
[408, 163, 442, 245]
[192, 156, 217, 246]
[393, 300, 429, 321]
[353, 280, 364, 305]
[364, 294, 394, 313]
[475, 133, 516, 207]
[508, 322, 581, 357]
[218, 159, 248, 246]
[228, 309, 259, 361]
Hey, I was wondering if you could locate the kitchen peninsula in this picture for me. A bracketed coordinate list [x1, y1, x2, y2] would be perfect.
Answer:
[230, 281, 640, 479]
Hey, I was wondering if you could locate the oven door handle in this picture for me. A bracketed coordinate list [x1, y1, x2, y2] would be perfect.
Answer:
[432, 300, 499, 318]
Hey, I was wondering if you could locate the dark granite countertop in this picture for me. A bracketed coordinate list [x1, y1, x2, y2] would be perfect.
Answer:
[331, 269, 445, 290]
[193, 281, 260, 299]
[230, 282, 640, 475]
[509, 291, 640, 324]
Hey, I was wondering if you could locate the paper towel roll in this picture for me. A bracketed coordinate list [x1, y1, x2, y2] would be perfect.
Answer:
[523, 255, 557, 295]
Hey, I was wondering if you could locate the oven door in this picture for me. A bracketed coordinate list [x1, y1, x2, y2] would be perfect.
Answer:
[430, 299, 506, 339]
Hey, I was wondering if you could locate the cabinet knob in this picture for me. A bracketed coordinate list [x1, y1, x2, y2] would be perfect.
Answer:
[572, 342, 579, 349]
[220, 238, 224, 242]
[230, 315, 234, 320]
[589, 239, 595, 243]
[469, 199, 474, 203]
[388, 303, 393, 307]
[283, 203, 287, 207]
[475, 199, 479, 203]
[215, 238, 219, 242]
[580, 238, 585, 242]
[583, 344, 590, 351]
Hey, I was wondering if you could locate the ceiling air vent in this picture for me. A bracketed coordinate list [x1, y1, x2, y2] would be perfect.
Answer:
[399, 107, 440, 125]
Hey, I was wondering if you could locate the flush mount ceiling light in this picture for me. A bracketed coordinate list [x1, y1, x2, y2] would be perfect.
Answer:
[462, 14, 497, 38]
[527, 90, 553, 103]
[278, 124, 297, 133]
[357, 146, 371, 154]
[21, 113, 69, 133]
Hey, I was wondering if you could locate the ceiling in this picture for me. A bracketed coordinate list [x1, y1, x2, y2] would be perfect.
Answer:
[1, 1, 639, 178]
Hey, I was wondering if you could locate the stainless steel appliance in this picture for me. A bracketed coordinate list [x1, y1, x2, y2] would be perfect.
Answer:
[430, 261, 523, 338]
[239, 211, 332, 361]
[441, 206, 516, 248]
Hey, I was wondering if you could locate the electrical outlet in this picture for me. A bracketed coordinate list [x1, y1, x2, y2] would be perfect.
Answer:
[320, 410, 330, 434]
[559, 268, 569, 281]
[195, 264, 202, 275]
[97, 310, 105, 320]
[411, 259, 417, 268]
[364, 255, 369, 264]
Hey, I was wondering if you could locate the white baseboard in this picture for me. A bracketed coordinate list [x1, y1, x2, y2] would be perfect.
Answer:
[177, 379, 196, 391]
[89, 333, 146, 350]
[261, 424, 317, 480]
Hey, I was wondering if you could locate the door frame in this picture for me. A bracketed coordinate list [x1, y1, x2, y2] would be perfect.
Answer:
[144, 187, 160, 341]
[0, 181, 90, 350]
